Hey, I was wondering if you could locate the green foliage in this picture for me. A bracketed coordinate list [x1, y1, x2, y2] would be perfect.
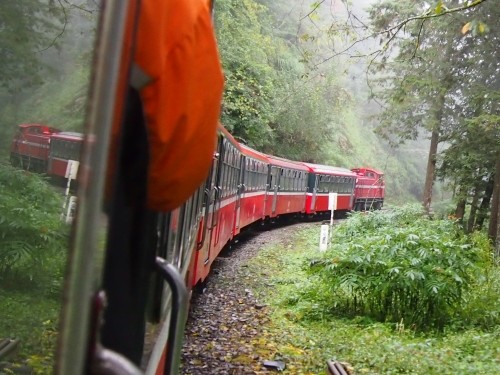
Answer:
[215, 0, 277, 147]
[0, 165, 68, 372]
[15, 61, 91, 132]
[246, 223, 500, 374]
[311, 205, 496, 331]
[0, 165, 68, 287]
[0, 1, 64, 92]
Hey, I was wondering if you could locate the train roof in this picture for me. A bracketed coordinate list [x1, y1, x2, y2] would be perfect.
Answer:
[239, 144, 269, 163]
[351, 167, 384, 176]
[218, 123, 241, 150]
[302, 162, 357, 177]
[51, 131, 84, 140]
[17, 123, 61, 133]
[265, 154, 309, 171]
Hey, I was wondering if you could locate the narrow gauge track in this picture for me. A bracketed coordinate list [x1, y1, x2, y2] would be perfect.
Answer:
[180, 221, 318, 375]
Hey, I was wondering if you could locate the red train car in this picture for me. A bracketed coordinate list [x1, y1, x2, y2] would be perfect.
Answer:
[190, 126, 242, 286]
[265, 155, 309, 219]
[351, 167, 385, 210]
[237, 144, 269, 233]
[10, 123, 61, 172]
[47, 131, 84, 180]
[303, 163, 357, 215]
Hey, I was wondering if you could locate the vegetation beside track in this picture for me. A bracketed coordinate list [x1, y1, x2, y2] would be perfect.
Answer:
[246, 206, 499, 374]
[0, 165, 68, 374]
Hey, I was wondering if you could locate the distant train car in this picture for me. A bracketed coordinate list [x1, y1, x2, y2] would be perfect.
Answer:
[265, 155, 309, 219]
[351, 167, 385, 210]
[10, 123, 61, 172]
[47, 132, 84, 180]
[302, 163, 357, 215]
[237, 144, 269, 234]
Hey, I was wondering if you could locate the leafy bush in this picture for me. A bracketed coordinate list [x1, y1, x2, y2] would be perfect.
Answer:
[312, 205, 489, 331]
[0, 165, 68, 288]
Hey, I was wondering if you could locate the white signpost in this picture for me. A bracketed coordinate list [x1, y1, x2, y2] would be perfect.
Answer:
[319, 223, 329, 252]
[319, 192, 338, 251]
[62, 160, 79, 224]
[328, 192, 338, 225]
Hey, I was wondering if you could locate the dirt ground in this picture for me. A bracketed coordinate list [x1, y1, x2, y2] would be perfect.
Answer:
[180, 222, 314, 375]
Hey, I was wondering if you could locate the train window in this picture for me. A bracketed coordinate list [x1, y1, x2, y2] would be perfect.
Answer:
[221, 162, 228, 197]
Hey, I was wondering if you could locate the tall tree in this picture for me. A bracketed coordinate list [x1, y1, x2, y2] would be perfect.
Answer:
[0, 1, 63, 92]
[368, 0, 496, 217]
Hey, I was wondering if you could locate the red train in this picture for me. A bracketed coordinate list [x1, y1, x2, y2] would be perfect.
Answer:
[10, 124, 384, 374]
[10, 124, 83, 182]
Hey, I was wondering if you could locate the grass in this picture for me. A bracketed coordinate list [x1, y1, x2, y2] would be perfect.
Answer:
[0, 288, 61, 374]
[244, 225, 500, 375]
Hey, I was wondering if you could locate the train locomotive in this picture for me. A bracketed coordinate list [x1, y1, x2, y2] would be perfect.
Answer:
[10, 123, 84, 183]
[6, 1, 385, 374]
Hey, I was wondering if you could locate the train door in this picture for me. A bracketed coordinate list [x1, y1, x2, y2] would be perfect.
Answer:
[310, 173, 319, 210]
[271, 166, 280, 215]
[234, 155, 245, 231]
[204, 136, 223, 263]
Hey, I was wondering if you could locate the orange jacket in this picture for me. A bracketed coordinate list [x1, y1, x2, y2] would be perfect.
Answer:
[133, 0, 224, 211]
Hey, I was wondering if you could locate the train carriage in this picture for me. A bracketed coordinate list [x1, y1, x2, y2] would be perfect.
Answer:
[302, 163, 357, 215]
[190, 125, 241, 286]
[236, 144, 269, 233]
[47, 131, 84, 181]
[265, 155, 309, 218]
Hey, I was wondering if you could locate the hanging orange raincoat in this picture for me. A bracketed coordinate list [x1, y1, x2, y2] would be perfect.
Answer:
[133, 0, 224, 211]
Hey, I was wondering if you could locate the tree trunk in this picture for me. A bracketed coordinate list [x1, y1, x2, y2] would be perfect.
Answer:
[455, 198, 466, 224]
[467, 188, 480, 233]
[423, 128, 439, 216]
[475, 177, 494, 231]
[488, 154, 500, 257]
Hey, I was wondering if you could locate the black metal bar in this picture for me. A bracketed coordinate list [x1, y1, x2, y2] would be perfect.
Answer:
[155, 257, 189, 375]
[326, 361, 342, 375]
[0, 339, 19, 360]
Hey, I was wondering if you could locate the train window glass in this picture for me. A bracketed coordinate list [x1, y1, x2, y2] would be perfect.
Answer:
[181, 198, 195, 268]
[177, 206, 187, 267]
[221, 162, 227, 197]
[333, 176, 339, 192]
[226, 163, 231, 196]
[226, 164, 232, 196]
[1, 4, 101, 371]
[233, 165, 238, 194]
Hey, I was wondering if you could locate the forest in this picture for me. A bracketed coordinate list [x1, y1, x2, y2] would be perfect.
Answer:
[0, 0, 497, 243]
[0, 0, 498, 373]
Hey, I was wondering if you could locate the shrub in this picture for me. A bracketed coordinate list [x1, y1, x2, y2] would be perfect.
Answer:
[312, 205, 486, 331]
[0, 165, 68, 288]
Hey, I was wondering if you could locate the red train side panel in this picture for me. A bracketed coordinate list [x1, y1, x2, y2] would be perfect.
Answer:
[191, 125, 241, 286]
[265, 155, 308, 218]
[47, 132, 84, 179]
[302, 163, 357, 215]
[237, 144, 269, 233]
